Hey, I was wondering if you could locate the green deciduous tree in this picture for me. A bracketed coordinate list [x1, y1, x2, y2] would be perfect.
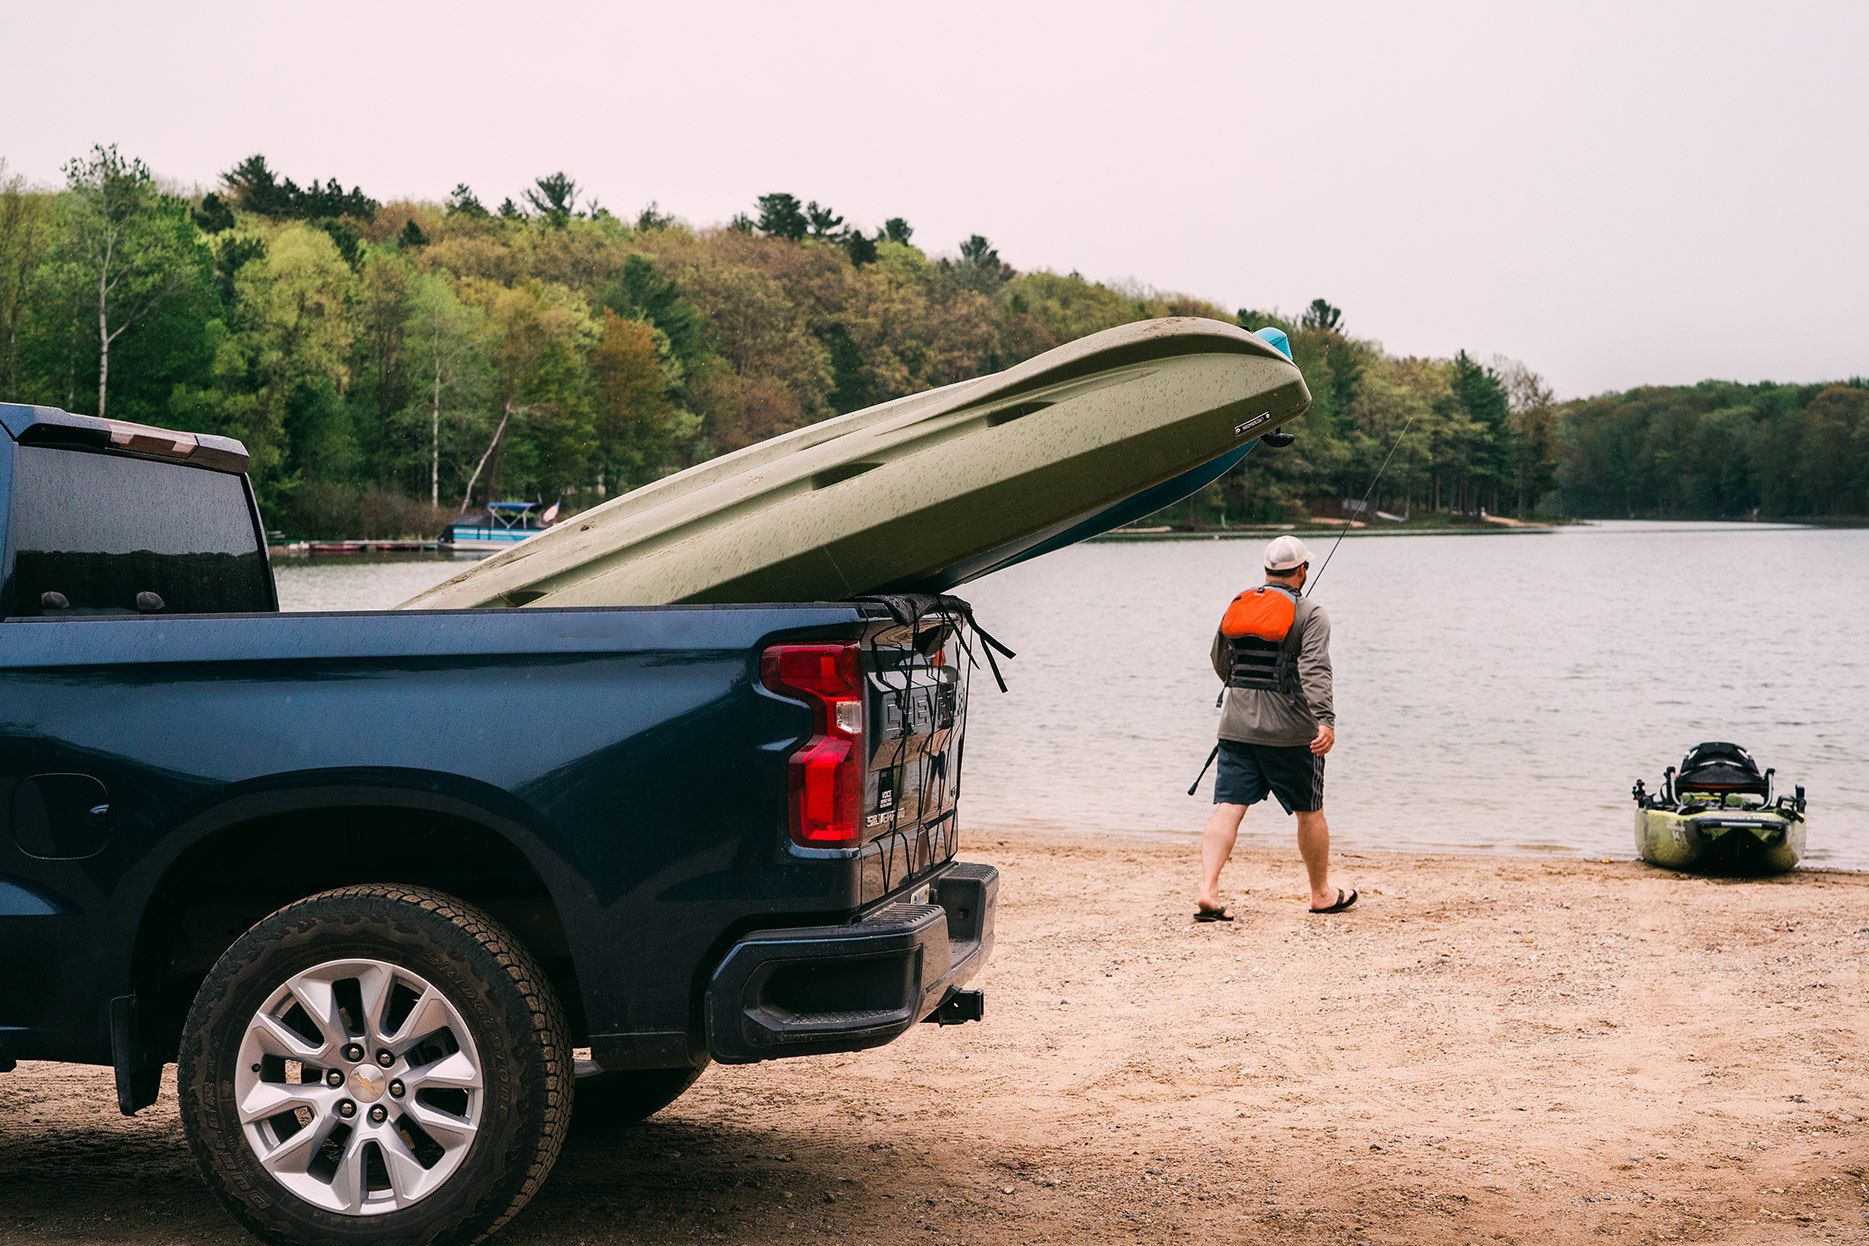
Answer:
[228, 222, 355, 487]
[592, 309, 698, 491]
[457, 277, 597, 503]
[402, 273, 490, 506]
[351, 248, 414, 449]
[0, 160, 50, 394]
[1491, 357, 1559, 517]
[599, 253, 705, 371]
[676, 257, 829, 445]
[57, 144, 214, 418]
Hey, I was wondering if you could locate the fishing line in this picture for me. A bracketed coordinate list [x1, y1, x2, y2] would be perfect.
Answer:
[1304, 409, 1419, 596]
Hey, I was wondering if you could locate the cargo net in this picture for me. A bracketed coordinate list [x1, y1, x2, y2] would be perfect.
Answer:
[852, 594, 1013, 891]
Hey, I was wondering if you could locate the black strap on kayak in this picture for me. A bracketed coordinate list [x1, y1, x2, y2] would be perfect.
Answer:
[934, 594, 1015, 693]
[1187, 742, 1221, 796]
[852, 592, 1015, 692]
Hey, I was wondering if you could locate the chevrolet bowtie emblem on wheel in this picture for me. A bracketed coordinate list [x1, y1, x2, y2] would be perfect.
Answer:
[348, 1064, 387, 1102]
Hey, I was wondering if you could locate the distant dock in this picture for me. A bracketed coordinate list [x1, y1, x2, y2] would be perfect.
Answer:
[271, 539, 447, 556]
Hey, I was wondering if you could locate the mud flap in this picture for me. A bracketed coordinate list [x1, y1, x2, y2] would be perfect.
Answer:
[110, 995, 162, 1115]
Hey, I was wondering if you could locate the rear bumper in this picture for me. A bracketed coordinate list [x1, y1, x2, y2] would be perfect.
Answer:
[705, 861, 997, 1063]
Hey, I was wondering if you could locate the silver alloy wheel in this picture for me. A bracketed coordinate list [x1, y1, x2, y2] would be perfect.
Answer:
[233, 958, 484, 1215]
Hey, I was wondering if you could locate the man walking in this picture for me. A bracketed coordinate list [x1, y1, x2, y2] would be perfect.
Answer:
[1194, 535, 1355, 919]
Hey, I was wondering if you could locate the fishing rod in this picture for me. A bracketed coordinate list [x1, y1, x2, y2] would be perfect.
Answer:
[1304, 409, 1419, 596]
[1187, 409, 1419, 797]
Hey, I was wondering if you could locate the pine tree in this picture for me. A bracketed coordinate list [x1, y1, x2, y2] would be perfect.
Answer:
[804, 200, 844, 238]
[755, 193, 808, 240]
[193, 193, 236, 234]
[844, 231, 878, 266]
[1450, 350, 1512, 513]
[523, 173, 580, 227]
[1300, 298, 1343, 333]
[446, 184, 489, 217]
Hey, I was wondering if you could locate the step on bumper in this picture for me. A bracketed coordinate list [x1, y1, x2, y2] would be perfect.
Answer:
[706, 861, 997, 1063]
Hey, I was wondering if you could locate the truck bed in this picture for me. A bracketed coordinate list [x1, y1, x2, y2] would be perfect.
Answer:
[0, 599, 975, 1075]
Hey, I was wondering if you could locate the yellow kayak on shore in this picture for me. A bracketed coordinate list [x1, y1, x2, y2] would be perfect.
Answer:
[1631, 742, 1808, 874]
[400, 318, 1309, 610]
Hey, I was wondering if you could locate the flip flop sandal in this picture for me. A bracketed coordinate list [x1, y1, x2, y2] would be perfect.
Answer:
[1193, 906, 1235, 923]
[1309, 888, 1358, 915]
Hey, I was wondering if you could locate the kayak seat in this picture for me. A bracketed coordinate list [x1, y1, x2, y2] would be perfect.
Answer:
[1675, 741, 1769, 799]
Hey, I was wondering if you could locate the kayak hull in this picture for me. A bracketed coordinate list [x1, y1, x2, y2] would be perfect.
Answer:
[400, 318, 1308, 610]
[1635, 808, 1804, 874]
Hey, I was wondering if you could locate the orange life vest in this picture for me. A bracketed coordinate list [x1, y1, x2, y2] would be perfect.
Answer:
[1220, 583, 1299, 692]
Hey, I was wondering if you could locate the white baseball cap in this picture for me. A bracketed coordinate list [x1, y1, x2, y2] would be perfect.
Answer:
[1264, 535, 1315, 572]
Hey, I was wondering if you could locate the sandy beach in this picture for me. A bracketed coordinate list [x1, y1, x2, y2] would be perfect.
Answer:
[2, 832, 1865, 1244]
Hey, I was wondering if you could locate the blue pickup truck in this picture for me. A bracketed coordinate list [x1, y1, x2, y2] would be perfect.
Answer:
[0, 403, 996, 1245]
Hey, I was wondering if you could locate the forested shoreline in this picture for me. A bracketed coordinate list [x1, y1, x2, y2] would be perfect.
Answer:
[0, 146, 1863, 538]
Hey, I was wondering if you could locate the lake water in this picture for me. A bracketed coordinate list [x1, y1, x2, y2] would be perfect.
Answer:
[274, 522, 1869, 869]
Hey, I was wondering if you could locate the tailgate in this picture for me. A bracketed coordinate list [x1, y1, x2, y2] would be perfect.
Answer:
[853, 600, 971, 906]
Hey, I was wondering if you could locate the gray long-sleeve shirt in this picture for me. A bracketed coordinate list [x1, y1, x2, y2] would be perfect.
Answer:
[1210, 595, 1334, 746]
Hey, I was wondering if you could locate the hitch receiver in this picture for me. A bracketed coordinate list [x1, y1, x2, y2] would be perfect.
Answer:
[924, 988, 985, 1026]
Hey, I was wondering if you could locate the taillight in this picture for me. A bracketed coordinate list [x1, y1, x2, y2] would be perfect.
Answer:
[761, 643, 866, 849]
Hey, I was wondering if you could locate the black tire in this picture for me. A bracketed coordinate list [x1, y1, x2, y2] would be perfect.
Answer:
[178, 885, 572, 1246]
[570, 1062, 705, 1134]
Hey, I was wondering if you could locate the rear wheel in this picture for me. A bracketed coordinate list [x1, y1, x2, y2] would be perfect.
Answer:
[178, 885, 571, 1245]
[571, 1061, 704, 1134]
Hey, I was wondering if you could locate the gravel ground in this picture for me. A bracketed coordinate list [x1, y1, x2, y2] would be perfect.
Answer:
[3, 832, 1866, 1244]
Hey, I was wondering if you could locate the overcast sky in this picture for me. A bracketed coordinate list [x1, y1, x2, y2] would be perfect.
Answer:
[3, 0, 1864, 397]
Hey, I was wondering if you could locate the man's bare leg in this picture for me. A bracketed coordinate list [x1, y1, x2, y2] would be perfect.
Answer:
[1197, 802, 1248, 912]
[1296, 808, 1342, 909]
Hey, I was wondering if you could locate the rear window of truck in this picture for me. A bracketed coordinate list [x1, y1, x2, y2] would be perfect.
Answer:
[6, 445, 272, 617]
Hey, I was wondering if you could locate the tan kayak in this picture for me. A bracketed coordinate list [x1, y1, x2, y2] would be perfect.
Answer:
[401, 317, 1309, 610]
